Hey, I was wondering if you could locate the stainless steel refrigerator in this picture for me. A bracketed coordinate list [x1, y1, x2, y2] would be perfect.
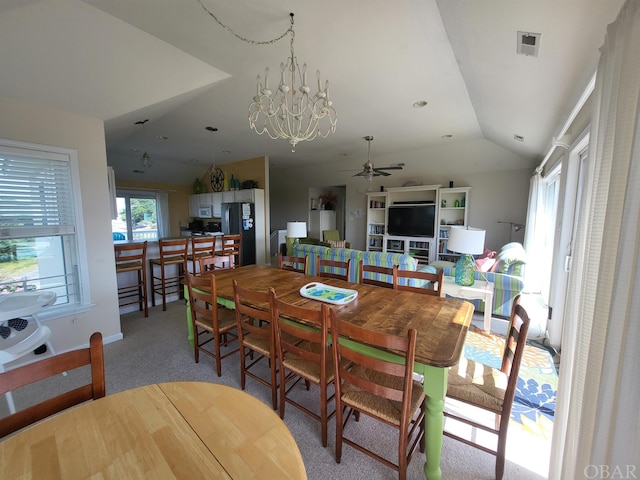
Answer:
[221, 202, 256, 265]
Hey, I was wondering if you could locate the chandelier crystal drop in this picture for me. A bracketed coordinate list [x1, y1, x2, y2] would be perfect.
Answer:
[248, 13, 337, 152]
[140, 151, 152, 168]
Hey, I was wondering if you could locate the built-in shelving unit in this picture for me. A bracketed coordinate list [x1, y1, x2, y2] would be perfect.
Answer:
[364, 184, 471, 264]
[366, 192, 387, 251]
[437, 187, 470, 261]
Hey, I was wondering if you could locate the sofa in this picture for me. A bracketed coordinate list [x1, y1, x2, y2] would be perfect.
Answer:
[291, 243, 420, 285]
[441, 242, 526, 318]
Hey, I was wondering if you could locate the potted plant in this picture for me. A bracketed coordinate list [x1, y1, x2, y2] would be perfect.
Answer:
[319, 191, 338, 210]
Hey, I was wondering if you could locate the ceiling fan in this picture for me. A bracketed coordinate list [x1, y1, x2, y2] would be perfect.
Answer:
[353, 136, 404, 181]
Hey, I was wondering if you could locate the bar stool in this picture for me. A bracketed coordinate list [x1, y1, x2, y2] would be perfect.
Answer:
[114, 241, 148, 317]
[149, 238, 188, 311]
[218, 234, 242, 266]
[189, 236, 216, 274]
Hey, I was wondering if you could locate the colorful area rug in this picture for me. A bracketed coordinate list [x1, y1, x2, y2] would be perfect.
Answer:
[463, 329, 557, 439]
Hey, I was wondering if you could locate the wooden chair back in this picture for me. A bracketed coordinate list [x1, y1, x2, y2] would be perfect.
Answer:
[270, 291, 333, 446]
[114, 241, 147, 273]
[444, 295, 530, 480]
[219, 234, 242, 266]
[190, 236, 216, 273]
[316, 256, 351, 281]
[359, 259, 394, 288]
[155, 237, 189, 266]
[0, 332, 105, 439]
[114, 241, 148, 316]
[185, 271, 238, 376]
[329, 309, 425, 478]
[278, 253, 307, 274]
[232, 279, 278, 409]
[393, 266, 444, 296]
[200, 254, 235, 273]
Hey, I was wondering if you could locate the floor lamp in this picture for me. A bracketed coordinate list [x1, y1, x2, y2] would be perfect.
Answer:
[447, 226, 486, 286]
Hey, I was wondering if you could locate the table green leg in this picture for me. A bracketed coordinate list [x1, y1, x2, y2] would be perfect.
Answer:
[417, 363, 448, 480]
[184, 285, 194, 348]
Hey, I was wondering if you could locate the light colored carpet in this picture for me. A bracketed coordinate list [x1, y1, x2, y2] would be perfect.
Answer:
[2, 301, 550, 479]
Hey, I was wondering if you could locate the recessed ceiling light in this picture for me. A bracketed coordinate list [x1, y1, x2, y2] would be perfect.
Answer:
[441, 134, 453, 139]
[205, 126, 218, 132]
[133, 169, 145, 174]
[514, 134, 525, 142]
[222, 150, 231, 154]
[413, 100, 428, 108]
[339, 153, 348, 157]
[157, 135, 168, 140]
[129, 148, 140, 152]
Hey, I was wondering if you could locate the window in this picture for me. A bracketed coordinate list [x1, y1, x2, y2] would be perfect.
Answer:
[111, 190, 159, 242]
[0, 140, 88, 310]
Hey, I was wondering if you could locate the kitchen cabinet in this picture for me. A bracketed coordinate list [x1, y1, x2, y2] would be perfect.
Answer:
[188, 193, 213, 218]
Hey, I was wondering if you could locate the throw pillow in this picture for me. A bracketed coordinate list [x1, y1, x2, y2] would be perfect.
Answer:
[328, 239, 346, 248]
[476, 257, 496, 272]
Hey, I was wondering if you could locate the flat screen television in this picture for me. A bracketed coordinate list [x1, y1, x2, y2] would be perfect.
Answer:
[387, 204, 436, 238]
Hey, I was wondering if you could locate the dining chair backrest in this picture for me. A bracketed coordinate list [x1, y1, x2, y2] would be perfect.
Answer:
[393, 266, 444, 296]
[329, 309, 425, 478]
[316, 256, 351, 281]
[359, 259, 395, 288]
[444, 295, 530, 480]
[200, 254, 235, 273]
[232, 279, 279, 409]
[185, 271, 238, 377]
[278, 253, 307, 274]
[0, 332, 105, 439]
[270, 291, 333, 446]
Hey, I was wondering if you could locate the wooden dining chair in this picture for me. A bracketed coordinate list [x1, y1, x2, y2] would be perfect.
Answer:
[149, 237, 189, 311]
[278, 252, 307, 274]
[218, 234, 242, 267]
[199, 254, 235, 273]
[232, 279, 279, 410]
[189, 236, 216, 274]
[392, 265, 444, 296]
[114, 241, 148, 317]
[329, 310, 425, 480]
[270, 291, 335, 447]
[316, 256, 351, 281]
[0, 332, 105, 439]
[185, 271, 239, 377]
[359, 259, 395, 288]
[444, 297, 530, 480]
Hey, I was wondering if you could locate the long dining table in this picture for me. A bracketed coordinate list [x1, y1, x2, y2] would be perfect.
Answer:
[185, 264, 473, 480]
[0, 381, 307, 479]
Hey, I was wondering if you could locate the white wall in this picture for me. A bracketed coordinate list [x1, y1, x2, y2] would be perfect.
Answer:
[271, 162, 532, 252]
[0, 97, 121, 352]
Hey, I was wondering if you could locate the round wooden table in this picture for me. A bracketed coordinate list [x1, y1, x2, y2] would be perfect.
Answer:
[0, 381, 307, 479]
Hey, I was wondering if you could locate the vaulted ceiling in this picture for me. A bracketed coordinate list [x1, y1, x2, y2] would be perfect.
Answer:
[0, 0, 624, 184]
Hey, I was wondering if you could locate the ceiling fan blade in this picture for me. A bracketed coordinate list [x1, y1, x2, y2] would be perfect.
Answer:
[353, 171, 367, 177]
[373, 170, 392, 176]
[374, 166, 403, 171]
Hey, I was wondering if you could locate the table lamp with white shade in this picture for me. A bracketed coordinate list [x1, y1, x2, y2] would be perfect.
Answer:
[286, 221, 307, 248]
[447, 226, 486, 286]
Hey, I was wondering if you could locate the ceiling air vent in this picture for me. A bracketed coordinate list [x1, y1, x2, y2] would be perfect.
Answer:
[517, 31, 541, 57]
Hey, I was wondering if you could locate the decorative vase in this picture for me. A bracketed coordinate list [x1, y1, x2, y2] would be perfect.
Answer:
[193, 178, 204, 194]
[455, 254, 476, 286]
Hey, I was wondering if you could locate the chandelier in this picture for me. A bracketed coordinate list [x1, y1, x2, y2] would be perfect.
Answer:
[247, 13, 337, 151]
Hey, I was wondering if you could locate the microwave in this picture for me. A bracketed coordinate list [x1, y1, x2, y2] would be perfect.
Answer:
[198, 206, 212, 218]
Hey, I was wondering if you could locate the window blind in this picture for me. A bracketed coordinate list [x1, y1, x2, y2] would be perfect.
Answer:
[0, 153, 75, 239]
